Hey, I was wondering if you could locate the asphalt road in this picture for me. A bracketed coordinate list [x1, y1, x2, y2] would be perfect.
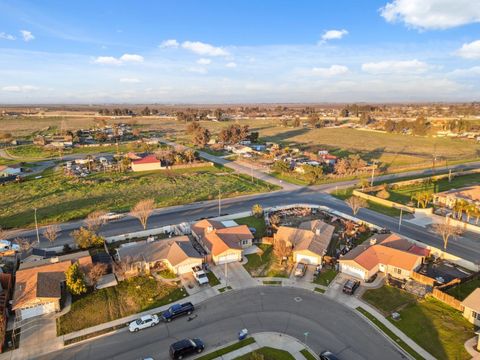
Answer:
[39, 287, 408, 360]
[10, 186, 480, 265]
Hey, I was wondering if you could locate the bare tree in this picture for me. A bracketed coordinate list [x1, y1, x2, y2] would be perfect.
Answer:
[87, 263, 108, 287]
[13, 238, 31, 252]
[432, 222, 463, 250]
[43, 224, 60, 244]
[130, 199, 155, 230]
[85, 210, 107, 233]
[345, 196, 368, 215]
[273, 238, 291, 262]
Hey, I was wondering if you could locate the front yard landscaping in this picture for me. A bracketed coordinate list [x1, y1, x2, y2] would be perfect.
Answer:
[362, 285, 474, 360]
[234, 346, 295, 360]
[243, 244, 290, 278]
[1, 165, 278, 228]
[57, 276, 187, 335]
[207, 271, 220, 286]
[300, 349, 317, 360]
[313, 268, 337, 286]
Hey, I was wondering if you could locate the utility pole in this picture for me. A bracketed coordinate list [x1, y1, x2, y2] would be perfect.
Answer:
[398, 208, 403, 232]
[218, 188, 221, 216]
[34, 208, 40, 244]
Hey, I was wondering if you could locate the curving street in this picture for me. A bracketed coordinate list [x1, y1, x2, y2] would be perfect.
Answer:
[39, 287, 408, 360]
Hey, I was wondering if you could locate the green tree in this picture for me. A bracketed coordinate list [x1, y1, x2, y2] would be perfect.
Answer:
[71, 227, 104, 249]
[192, 127, 211, 148]
[411, 191, 433, 209]
[65, 262, 87, 295]
[302, 164, 323, 184]
[272, 160, 290, 174]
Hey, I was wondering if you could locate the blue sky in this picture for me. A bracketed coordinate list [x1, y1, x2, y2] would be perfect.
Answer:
[1, 0, 480, 103]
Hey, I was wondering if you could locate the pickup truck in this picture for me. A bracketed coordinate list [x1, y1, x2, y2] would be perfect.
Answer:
[161, 302, 194, 322]
[192, 266, 209, 285]
[294, 262, 307, 277]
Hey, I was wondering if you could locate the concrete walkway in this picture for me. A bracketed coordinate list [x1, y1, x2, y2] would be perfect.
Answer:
[464, 336, 480, 359]
[197, 332, 317, 360]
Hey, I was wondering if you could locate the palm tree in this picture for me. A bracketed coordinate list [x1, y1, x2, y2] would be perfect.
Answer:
[453, 199, 468, 220]
[472, 206, 480, 225]
[465, 203, 476, 223]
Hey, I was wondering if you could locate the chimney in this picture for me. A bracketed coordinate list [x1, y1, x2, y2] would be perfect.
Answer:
[370, 238, 377, 246]
[206, 226, 214, 233]
[315, 229, 321, 236]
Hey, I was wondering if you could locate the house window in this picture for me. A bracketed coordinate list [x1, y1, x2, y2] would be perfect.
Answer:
[395, 268, 402, 275]
[473, 311, 479, 320]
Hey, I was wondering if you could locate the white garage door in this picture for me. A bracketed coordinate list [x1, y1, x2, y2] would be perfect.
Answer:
[177, 261, 203, 275]
[295, 254, 320, 265]
[340, 264, 366, 280]
[216, 253, 240, 265]
[19, 302, 56, 320]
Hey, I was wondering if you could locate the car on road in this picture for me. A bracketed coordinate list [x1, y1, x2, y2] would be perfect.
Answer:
[294, 262, 307, 277]
[161, 302, 194, 322]
[169, 338, 204, 359]
[342, 279, 360, 295]
[128, 314, 160, 332]
[192, 266, 209, 285]
[319, 350, 340, 360]
[100, 212, 125, 222]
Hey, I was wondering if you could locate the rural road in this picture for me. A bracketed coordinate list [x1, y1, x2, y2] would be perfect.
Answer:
[38, 287, 408, 360]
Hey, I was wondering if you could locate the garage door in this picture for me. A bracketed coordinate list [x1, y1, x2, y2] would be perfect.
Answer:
[295, 254, 320, 265]
[216, 253, 240, 265]
[340, 264, 366, 280]
[177, 261, 203, 275]
[19, 302, 56, 320]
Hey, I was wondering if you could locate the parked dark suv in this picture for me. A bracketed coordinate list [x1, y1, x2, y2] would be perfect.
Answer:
[320, 350, 340, 360]
[342, 279, 360, 295]
[161, 302, 194, 322]
[169, 338, 204, 359]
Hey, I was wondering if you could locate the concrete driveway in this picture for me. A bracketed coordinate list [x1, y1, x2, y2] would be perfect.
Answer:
[211, 262, 256, 289]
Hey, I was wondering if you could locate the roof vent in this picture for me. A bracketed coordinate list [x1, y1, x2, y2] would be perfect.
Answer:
[369, 238, 377, 245]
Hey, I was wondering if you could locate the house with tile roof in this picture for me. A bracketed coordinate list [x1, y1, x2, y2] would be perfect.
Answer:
[116, 236, 203, 275]
[338, 233, 426, 281]
[433, 185, 480, 209]
[191, 219, 254, 264]
[131, 154, 164, 172]
[13, 253, 92, 320]
[274, 220, 334, 265]
[462, 288, 480, 326]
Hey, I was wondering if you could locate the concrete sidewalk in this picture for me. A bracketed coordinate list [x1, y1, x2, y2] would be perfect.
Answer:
[196, 332, 317, 360]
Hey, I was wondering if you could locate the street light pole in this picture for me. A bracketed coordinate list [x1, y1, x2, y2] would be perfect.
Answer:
[398, 208, 403, 232]
[304, 332, 309, 347]
[34, 208, 40, 244]
[218, 188, 221, 216]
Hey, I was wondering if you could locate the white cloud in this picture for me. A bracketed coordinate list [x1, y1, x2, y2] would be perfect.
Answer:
[449, 66, 480, 77]
[0, 32, 15, 41]
[361, 59, 430, 74]
[321, 29, 348, 42]
[119, 78, 141, 83]
[94, 56, 122, 65]
[159, 39, 179, 48]
[197, 58, 212, 65]
[225, 62, 237, 68]
[2, 85, 39, 92]
[380, 0, 480, 30]
[181, 41, 229, 57]
[311, 64, 349, 77]
[93, 53, 143, 65]
[119, 54, 144, 63]
[186, 66, 208, 74]
[457, 40, 480, 59]
[20, 30, 34, 42]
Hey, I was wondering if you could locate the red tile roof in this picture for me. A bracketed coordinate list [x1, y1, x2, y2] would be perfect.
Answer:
[132, 155, 159, 164]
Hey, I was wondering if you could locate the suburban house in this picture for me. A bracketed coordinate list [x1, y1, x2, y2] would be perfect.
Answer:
[116, 236, 203, 275]
[461, 288, 480, 326]
[131, 154, 163, 172]
[433, 186, 480, 208]
[319, 154, 338, 166]
[191, 219, 254, 264]
[0, 165, 22, 177]
[20, 247, 57, 264]
[274, 220, 334, 265]
[13, 253, 92, 320]
[338, 234, 427, 281]
[0, 274, 12, 353]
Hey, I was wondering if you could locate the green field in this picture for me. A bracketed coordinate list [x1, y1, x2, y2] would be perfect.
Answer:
[0, 166, 277, 229]
[235, 216, 267, 239]
[234, 346, 295, 360]
[362, 285, 474, 360]
[57, 277, 187, 335]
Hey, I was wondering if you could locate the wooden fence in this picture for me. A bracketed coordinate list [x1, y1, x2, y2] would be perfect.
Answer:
[411, 271, 435, 286]
[430, 288, 464, 311]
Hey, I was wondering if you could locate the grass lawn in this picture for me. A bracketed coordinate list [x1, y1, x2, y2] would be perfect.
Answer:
[235, 216, 266, 239]
[314, 287, 325, 293]
[218, 286, 232, 293]
[243, 244, 290, 278]
[356, 307, 424, 360]
[300, 349, 317, 360]
[235, 346, 295, 360]
[196, 338, 256, 360]
[363, 285, 474, 360]
[313, 268, 337, 286]
[263, 280, 282, 285]
[362, 285, 417, 315]
[57, 276, 187, 335]
[0, 166, 277, 228]
[207, 271, 220, 286]
[446, 277, 480, 300]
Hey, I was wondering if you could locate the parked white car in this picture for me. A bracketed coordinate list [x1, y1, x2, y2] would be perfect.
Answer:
[128, 315, 160, 332]
[192, 266, 209, 285]
[100, 212, 125, 222]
